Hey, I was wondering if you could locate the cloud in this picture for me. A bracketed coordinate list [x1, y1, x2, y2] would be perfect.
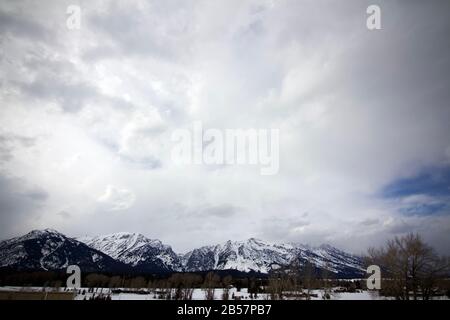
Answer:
[85, 0, 195, 61]
[0, 8, 50, 42]
[359, 218, 380, 227]
[119, 154, 162, 170]
[22, 189, 49, 202]
[0, 175, 48, 238]
[0, 134, 36, 163]
[397, 194, 448, 216]
[200, 204, 240, 218]
[97, 185, 136, 211]
[0, 0, 449, 254]
[260, 215, 312, 242]
[57, 210, 71, 219]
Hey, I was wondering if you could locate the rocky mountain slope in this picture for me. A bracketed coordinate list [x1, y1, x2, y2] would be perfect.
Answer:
[0, 229, 127, 272]
[0, 230, 365, 277]
[78, 232, 181, 273]
[182, 238, 364, 277]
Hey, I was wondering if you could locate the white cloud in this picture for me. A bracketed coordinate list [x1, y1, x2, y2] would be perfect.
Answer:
[0, 0, 449, 254]
[97, 185, 136, 211]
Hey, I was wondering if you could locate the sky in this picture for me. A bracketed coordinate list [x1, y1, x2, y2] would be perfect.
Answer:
[0, 0, 449, 255]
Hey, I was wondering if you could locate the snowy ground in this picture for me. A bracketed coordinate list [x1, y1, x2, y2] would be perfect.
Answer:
[1, 286, 448, 300]
[0, 286, 383, 300]
[72, 287, 385, 300]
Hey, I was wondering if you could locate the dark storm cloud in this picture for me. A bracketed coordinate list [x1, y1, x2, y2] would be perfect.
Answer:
[0, 8, 49, 41]
[0, 175, 48, 238]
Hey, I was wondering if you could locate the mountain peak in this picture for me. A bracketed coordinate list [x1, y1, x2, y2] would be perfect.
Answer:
[78, 232, 179, 272]
[247, 237, 263, 243]
[24, 228, 64, 239]
[30, 228, 61, 234]
[1, 230, 365, 277]
[0, 229, 126, 272]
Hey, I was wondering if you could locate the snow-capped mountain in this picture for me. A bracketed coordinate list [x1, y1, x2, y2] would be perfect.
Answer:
[78, 232, 182, 273]
[295, 244, 365, 276]
[0, 229, 127, 272]
[0, 230, 365, 277]
[183, 239, 365, 277]
[183, 238, 296, 273]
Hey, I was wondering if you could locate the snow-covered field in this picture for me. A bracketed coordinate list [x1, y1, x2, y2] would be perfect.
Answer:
[1, 286, 448, 300]
[73, 287, 386, 300]
[0, 286, 385, 300]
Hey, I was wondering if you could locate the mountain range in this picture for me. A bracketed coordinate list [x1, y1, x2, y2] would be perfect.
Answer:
[0, 229, 365, 277]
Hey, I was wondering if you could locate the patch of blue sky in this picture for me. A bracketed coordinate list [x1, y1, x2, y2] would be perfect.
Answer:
[383, 166, 450, 198]
[381, 165, 450, 215]
[399, 202, 447, 215]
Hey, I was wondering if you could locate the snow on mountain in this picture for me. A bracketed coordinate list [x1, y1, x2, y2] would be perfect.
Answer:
[0, 230, 365, 277]
[298, 244, 365, 275]
[78, 232, 182, 273]
[183, 238, 296, 273]
[0, 229, 127, 272]
[183, 238, 365, 277]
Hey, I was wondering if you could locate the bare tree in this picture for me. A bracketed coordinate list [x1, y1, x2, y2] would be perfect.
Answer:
[182, 274, 201, 300]
[287, 260, 301, 299]
[108, 276, 122, 288]
[321, 263, 332, 300]
[266, 272, 282, 300]
[129, 276, 147, 289]
[367, 233, 449, 300]
[302, 261, 315, 300]
[222, 275, 233, 300]
[266, 269, 294, 300]
[85, 273, 109, 288]
[203, 272, 220, 300]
